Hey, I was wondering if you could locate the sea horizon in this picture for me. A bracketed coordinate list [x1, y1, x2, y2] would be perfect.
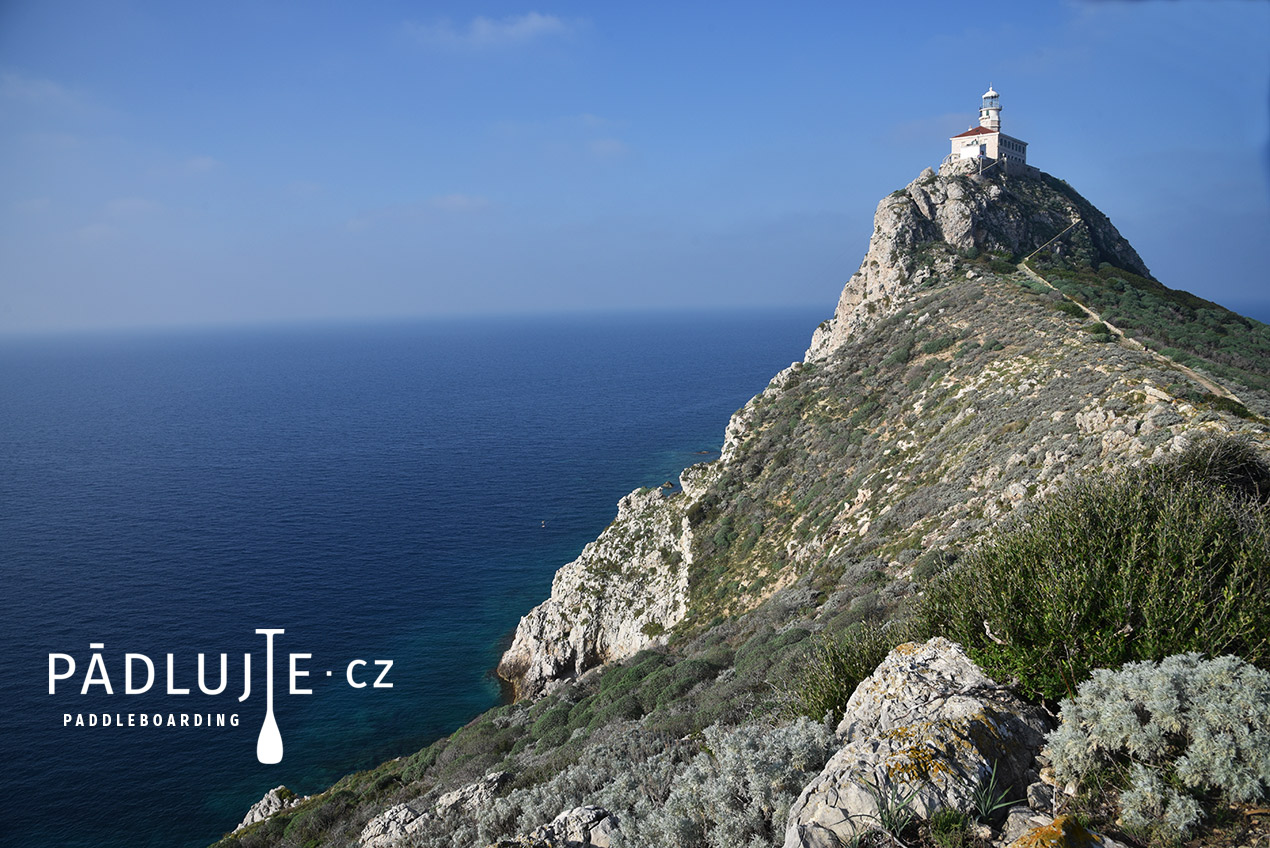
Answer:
[1, 306, 824, 847]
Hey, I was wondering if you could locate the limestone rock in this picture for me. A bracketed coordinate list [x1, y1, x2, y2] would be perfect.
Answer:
[783, 638, 1052, 847]
[359, 772, 507, 847]
[1004, 814, 1128, 848]
[359, 801, 431, 848]
[527, 805, 618, 847]
[497, 487, 691, 700]
[587, 813, 620, 847]
[237, 785, 299, 831]
[1002, 806, 1046, 845]
[436, 771, 509, 815]
[1027, 780, 1055, 814]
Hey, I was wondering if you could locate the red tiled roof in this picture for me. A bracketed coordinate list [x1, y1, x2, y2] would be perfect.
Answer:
[951, 126, 997, 138]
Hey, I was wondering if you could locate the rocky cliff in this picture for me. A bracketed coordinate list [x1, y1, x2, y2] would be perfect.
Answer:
[806, 162, 1149, 362]
[216, 163, 1270, 848]
[495, 162, 1269, 702]
[496, 486, 692, 700]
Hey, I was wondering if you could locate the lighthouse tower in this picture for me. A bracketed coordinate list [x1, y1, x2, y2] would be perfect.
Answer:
[948, 86, 1028, 169]
[979, 86, 1001, 131]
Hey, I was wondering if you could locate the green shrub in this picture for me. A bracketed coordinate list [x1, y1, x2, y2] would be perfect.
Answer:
[1167, 434, 1270, 501]
[638, 658, 719, 712]
[928, 807, 970, 848]
[910, 549, 956, 582]
[919, 437, 1270, 701]
[401, 741, 443, 783]
[587, 693, 644, 730]
[1048, 654, 1270, 842]
[778, 621, 913, 723]
[529, 704, 571, 738]
[883, 334, 915, 367]
[280, 790, 356, 844]
[1053, 299, 1086, 318]
[921, 335, 958, 355]
[1201, 393, 1256, 421]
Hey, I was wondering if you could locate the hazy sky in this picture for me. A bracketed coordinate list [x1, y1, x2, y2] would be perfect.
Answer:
[1, 1, 1267, 334]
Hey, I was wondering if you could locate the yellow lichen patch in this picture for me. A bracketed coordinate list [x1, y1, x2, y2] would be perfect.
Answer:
[1005, 815, 1098, 848]
[884, 740, 953, 782]
[877, 709, 1016, 786]
[880, 720, 958, 782]
[893, 641, 921, 656]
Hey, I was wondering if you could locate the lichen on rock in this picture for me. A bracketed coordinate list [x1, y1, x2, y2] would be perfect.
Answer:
[783, 638, 1052, 847]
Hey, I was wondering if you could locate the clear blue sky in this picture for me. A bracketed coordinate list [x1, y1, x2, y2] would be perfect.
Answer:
[1, 0, 1267, 334]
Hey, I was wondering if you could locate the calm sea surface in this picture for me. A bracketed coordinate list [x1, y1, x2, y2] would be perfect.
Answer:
[0, 309, 821, 848]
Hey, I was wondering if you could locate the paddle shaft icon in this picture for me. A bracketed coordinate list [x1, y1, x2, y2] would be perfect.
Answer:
[255, 628, 285, 764]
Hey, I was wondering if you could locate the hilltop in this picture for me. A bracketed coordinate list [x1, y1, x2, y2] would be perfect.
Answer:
[215, 162, 1270, 848]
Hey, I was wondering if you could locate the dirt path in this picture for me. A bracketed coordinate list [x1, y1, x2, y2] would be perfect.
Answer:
[1017, 229, 1241, 404]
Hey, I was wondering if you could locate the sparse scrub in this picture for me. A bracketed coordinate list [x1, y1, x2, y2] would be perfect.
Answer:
[619, 718, 837, 848]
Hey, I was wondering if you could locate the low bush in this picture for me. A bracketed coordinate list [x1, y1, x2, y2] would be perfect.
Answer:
[927, 807, 970, 848]
[920, 335, 958, 355]
[1053, 300, 1086, 319]
[1047, 654, 1270, 843]
[919, 436, 1270, 701]
[777, 621, 915, 723]
[619, 718, 837, 848]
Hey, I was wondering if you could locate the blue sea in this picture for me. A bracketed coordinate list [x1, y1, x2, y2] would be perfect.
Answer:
[0, 309, 821, 848]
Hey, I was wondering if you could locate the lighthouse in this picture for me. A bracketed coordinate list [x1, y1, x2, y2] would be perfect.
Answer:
[948, 86, 1027, 168]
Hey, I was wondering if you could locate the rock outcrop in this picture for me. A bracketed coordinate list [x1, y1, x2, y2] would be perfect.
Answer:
[1005, 814, 1129, 848]
[358, 772, 509, 847]
[529, 805, 619, 847]
[497, 487, 693, 700]
[359, 801, 432, 848]
[807, 166, 1149, 362]
[784, 639, 1052, 847]
[483, 807, 619, 848]
[236, 786, 300, 831]
[494, 164, 1268, 705]
[436, 770, 509, 815]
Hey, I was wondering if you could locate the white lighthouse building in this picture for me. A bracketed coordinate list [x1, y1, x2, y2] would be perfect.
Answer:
[948, 86, 1028, 166]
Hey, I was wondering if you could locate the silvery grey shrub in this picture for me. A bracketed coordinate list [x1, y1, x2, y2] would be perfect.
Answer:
[405, 717, 836, 848]
[1047, 653, 1270, 838]
[616, 718, 837, 848]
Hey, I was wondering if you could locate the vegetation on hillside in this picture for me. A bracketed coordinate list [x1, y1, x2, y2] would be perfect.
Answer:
[216, 430, 1270, 848]
[1033, 258, 1270, 405]
[919, 436, 1270, 702]
[212, 170, 1270, 848]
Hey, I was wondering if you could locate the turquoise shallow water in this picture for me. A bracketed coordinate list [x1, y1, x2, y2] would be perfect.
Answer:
[0, 308, 821, 847]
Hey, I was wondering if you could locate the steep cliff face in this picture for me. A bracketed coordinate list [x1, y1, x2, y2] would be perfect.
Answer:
[497, 164, 1268, 701]
[496, 486, 693, 700]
